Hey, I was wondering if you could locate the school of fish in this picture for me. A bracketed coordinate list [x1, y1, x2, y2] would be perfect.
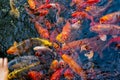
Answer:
[7, 0, 120, 80]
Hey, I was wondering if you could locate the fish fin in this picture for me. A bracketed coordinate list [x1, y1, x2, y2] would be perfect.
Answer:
[13, 41, 18, 46]
[112, 35, 118, 38]
[80, 45, 87, 52]
[99, 34, 107, 41]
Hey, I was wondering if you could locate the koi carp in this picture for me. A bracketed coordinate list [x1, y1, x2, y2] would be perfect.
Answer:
[50, 68, 64, 80]
[7, 38, 52, 55]
[100, 11, 120, 24]
[56, 21, 71, 43]
[28, 0, 36, 9]
[8, 62, 40, 79]
[28, 71, 42, 80]
[34, 22, 50, 39]
[9, 0, 20, 18]
[36, 3, 60, 15]
[49, 59, 59, 71]
[62, 54, 87, 80]
[71, 11, 94, 25]
[90, 24, 120, 41]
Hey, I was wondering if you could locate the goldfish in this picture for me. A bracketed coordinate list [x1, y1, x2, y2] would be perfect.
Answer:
[7, 38, 52, 55]
[62, 54, 87, 80]
[9, 0, 20, 18]
[28, 71, 42, 80]
[28, 0, 36, 9]
[8, 62, 40, 79]
[103, 37, 120, 50]
[64, 68, 74, 80]
[100, 11, 120, 24]
[90, 24, 120, 41]
[50, 68, 64, 80]
[34, 22, 50, 39]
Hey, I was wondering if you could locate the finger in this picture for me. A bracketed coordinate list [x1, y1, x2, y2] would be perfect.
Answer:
[0, 58, 3, 67]
[3, 58, 8, 69]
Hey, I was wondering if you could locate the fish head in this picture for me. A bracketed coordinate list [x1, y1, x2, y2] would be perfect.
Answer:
[7, 42, 19, 55]
[90, 24, 101, 32]
[100, 16, 109, 24]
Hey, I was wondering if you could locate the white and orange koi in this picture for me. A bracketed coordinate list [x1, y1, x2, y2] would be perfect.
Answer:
[90, 24, 120, 41]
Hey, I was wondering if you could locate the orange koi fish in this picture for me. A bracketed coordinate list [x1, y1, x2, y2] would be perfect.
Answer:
[50, 68, 64, 80]
[71, 11, 94, 25]
[34, 22, 49, 39]
[49, 60, 59, 71]
[90, 24, 120, 41]
[28, 71, 42, 80]
[103, 37, 120, 50]
[28, 0, 36, 9]
[64, 68, 74, 80]
[62, 54, 87, 80]
[61, 21, 71, 42]
[100, 11, 120, 24]
[56, 21, 71, 43]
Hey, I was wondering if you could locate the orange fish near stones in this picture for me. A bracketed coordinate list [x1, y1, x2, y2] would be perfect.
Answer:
[62, 54, 87, 80]
[34, 22, 49, 39]
[28, 0, 36, 9]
